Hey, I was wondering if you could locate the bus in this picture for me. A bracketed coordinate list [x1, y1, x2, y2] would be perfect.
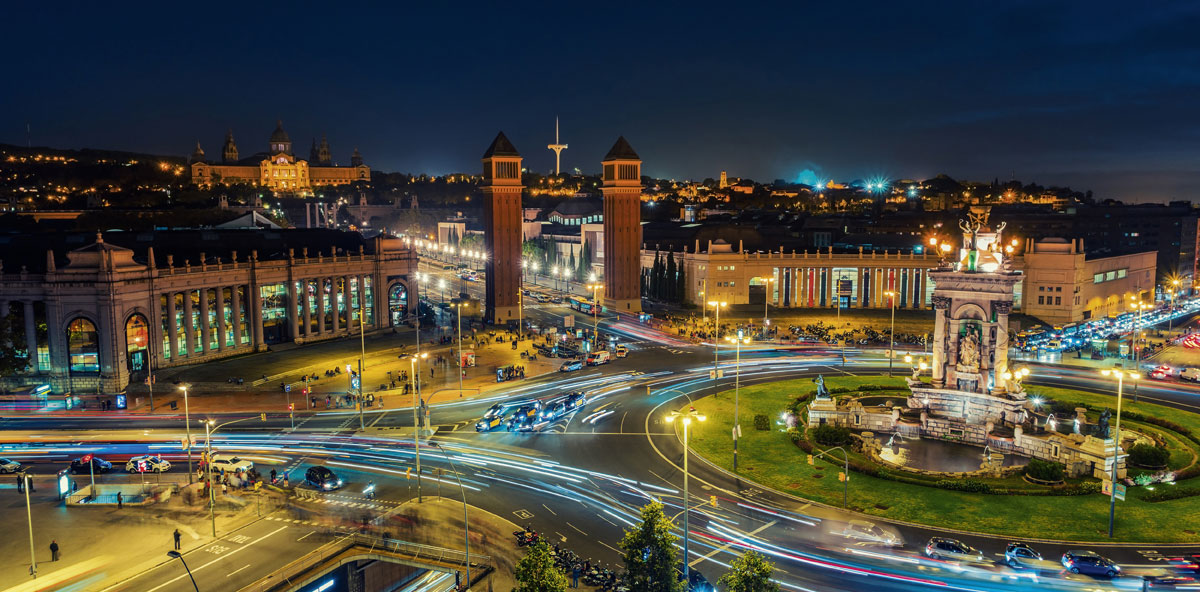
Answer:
[567, 296, 595, 314]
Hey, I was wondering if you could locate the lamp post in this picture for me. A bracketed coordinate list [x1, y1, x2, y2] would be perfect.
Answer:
[358, 289, 368, 431]
[666, 406, 706, 585]
[203, 420, 215, 537]
[431, 442, 471, 587]
[1170, 278, 1182, 333]
[762, 277, 774, 335]
[439, 279, 447, 304]
[1130, 301, 1151, 403]
[167, 551, 200, 592]
[179, 384, 193, 483]
[707, 301, 726, 378]
[414, 271, 424, 358]
[884, 290, 897, 376]
[24, 473, 35, 579]
[727, 330, 751, 471]
[813, 446, 850, 508]
[406, 352, 428, 502]
[587, 282, 603, 351]
[1100, 367, 1138, 538]
[453, 302, 464, 396]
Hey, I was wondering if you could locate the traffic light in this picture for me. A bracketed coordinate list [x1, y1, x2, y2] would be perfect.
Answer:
[288, 403, 294, 411]
[710, 495, 717, 507]
[806, 454, 814, 466]
[838, 471, 847, 482]
[405, 467, 412, 480]
[260, 412, 267, 421]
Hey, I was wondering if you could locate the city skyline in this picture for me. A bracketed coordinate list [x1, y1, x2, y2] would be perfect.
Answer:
[3, 2, 1198, 202]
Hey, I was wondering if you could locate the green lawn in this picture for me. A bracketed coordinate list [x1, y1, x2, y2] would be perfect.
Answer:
[685, 376, 1200, 542]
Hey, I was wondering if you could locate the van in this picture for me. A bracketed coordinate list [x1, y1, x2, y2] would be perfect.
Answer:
[587, 350, 611, 366]
[1182, 368, 1200, 382]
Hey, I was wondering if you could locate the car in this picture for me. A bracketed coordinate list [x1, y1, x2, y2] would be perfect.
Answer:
[1149, 365, 1172, 380]
[305, 466, 343, 490]
[209, 455, 254, 474]
[560, 360, 584, 372]
[614, 345, 629, 358]
[837, 520, 902, 547]
[70, 456, 112, 474]
[924, 537, 985, 562]
[1143, 575, 1198, 589]
[1061, 550, 1121, 577]
[506, 404, 541, 431]
[1003, 543, 1062, 570]
[0, 458, 21, 473]
[126, 455, 171, 473]
[536, 294, 552, 303]
[441, 264, 455, 270]
[1181, 368, 1200, 382]
[476, 404, 514, 431]
[539, 391, 588, 422]
[550, 296, 564, 304]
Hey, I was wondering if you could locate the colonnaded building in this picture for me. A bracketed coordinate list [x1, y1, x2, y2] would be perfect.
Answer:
[189, 121, 369, 193]
[0, 229, 417, 394]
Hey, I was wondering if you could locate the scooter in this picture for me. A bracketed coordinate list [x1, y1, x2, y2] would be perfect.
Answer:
[363, 482, 376, 499]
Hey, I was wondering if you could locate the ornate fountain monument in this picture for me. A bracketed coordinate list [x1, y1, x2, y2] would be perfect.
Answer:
[807, 207, 1128, 479]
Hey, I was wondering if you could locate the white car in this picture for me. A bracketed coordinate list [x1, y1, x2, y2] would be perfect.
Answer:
[210, 455, 254, 474]
[837, 520, 902, 547]
[126, 455, 171, 473]
[0, 458, 21, 473]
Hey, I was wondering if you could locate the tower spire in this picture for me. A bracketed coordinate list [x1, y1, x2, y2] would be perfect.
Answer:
[547, 117, 568, 175]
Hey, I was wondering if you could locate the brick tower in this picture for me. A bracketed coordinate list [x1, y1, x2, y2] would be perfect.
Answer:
[481, 132, 524, 325]
[601, 136, 643, 313]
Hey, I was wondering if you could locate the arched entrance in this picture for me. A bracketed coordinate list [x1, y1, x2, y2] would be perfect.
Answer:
[67, 317, 100, 373]
[388, 283, 409, 327]
[125, 313, 150, 375]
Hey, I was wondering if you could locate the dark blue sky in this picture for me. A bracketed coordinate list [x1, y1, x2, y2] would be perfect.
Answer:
[4, 2, 1198, 202]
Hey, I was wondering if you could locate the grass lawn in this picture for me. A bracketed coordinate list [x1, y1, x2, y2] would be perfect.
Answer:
[685, 376, 1200, 542]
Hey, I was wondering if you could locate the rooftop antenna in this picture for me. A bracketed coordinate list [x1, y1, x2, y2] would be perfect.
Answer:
[547, 117, 568, 175]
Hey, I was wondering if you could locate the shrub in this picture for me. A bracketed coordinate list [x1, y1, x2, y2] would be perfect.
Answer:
[1024, 458, 1065, 482]
[1143, 486, 1200, 503]
[936, 479, 992, 493]
[812, 424, 853, 446]
[753, 414, 770, 431]
[1128, 443, 1171, 468]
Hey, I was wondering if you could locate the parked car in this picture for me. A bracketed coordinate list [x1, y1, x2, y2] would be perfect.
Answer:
[305, 466, 343, 490]
[560, 360, 584, 372]
[126, 455, 172, 473]
[924, 537, 985, 562]
[1061, 550, 1121, 577]
[614, 344, 629, 358]
[0, 458, 21, 473]
[837, 520, 902, 547]
[209, 455, 254, 474]
[70, 456, 112, 474]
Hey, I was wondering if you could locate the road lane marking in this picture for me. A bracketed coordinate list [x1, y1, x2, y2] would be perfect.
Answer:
[297, 530, 315, 541]
[567, 522, 587, 536]
[142, 525, 289, 592]
[226, 564, 251, 577]
[542, 503, 557, 516]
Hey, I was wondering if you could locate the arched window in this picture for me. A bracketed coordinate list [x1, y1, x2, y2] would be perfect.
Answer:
[126, 313, 149, 373]
[388, 283, 408, 327]
[67, 318, 99, 373]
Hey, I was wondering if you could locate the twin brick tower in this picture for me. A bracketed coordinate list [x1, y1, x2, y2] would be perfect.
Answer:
[481, 132, 643, 324]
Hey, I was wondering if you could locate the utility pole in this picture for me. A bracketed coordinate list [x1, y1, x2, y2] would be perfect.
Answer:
[24, 473, 35, 579]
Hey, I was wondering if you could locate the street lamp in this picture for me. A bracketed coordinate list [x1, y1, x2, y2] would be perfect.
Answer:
[727, 330, 751, 471]
[761, 277, 775, 334]
[587, 283, 603, 351]
[707, 301, 726, 378]
[430, 442, 471, 587]
[884, 291, 897, 376]
[1100, 367, 1138, 538]
[201, 415, 258, 537]
[665, 406, 706, 585]
[166, 551, 200, 592]
[179, 384, 193, 483]
[452, 301, 465, 396]
[24, 472, 35, 579]
[405, 352, 429, 503]
[439, 278, 447, 304]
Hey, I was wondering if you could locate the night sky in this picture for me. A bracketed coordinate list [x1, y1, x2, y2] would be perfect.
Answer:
[4, 2, 1198, 202]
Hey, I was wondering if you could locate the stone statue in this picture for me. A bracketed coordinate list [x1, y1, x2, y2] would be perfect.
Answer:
[958, 331, 980, 370]
[813, 375, 830, 400]
[1097, 408, 1112, 439]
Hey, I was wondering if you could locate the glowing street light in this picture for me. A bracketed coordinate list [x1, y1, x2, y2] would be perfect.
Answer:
[1099, 367, 1139, 538]
[707, 301, 727, 378]
[727, 330, 752, 471]
[666, 406, 706, 585]
[884, 291, 897, 376]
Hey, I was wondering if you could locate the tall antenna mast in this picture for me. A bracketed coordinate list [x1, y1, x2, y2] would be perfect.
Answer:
[547, 117, 568, 175]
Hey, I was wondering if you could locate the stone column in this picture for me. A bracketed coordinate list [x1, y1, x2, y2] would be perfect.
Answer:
[167, 293, 178, 359]
[286, 280, 299, 341]
[825, 268, 834, 307]
[316, 279, 327, 335]
[23, 301, 38, 373]
[251, 284, 264, 349]
[342, 275, 352, 330]
[182, 291, 195, 356]
[231, 284, 243, 347]
[992, 300, 1013, 394]
[356, 275, 366, 328]
[301, 279, 312, 338]
[781, 268, 791, 307]
[215, 286, 227, 352]
[332, 278, 341, 333]
[199, 289, 212, 354]
[931, 295, 950, 387]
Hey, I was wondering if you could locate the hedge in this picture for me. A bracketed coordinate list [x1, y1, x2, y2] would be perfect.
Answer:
[812, 424, 853, 446]
[1143, 486, 1200, 503]
[753, 414, 770, 431]
[1128, 443, 1171, 468]
[1025, 458, 1065, 482]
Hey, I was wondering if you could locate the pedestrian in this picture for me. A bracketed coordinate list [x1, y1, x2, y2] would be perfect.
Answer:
[283, 473, 289, 488]
[117, 491, 123, 509]
[270, 469, 277, 484]
[173, 528, 182, 550]
[50, 540, 59, 561]
[16, 473, 23, 493]
[378, 396, 384, 408]
[572, 565, 580, 588]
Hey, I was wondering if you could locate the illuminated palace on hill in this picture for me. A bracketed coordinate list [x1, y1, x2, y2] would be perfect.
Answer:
[189, 120, 369, 194]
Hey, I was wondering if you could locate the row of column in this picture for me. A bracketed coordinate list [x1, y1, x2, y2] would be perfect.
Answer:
[164, 284, 256, 361]
[774, 266, 928, 309]
[288, 275, 371, 341]
[0, 300, 40, 373]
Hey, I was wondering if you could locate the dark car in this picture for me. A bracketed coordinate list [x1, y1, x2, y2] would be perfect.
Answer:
[506, 405, 541, 431]
[70, 456, 112, 474]
[305, 466, 343, 491]
[1061, 550, 1121, 577]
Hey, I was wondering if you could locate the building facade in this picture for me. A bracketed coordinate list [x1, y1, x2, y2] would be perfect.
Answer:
[190, 121, 369, 193]
[0, 231, 417, 394]
[1020, 238, 1156, 325]
[481, 132, 524, 324]
[601, 137, 643, 312]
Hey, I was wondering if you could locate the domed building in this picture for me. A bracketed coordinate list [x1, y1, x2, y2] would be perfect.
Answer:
[189, 120, 370, 194]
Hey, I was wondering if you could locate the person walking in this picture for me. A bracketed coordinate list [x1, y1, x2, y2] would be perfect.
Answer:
[16, 472, 23, 493]
[116, 491, 123, 509]
[173, 528, 182, 550]
[49, 540, 59, 561]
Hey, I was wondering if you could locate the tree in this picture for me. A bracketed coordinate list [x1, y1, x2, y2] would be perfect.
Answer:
[567, 249, 577, 281]
[0, 313, 30, 379]
[718, 550, 779, 592]
[650, 251, 663, 300]
[620, 500, 683, 592]
[514, 540, 569, 592]
[578, 238, 593, 279]
[676, 255, 686, 303]
[665, 251, 677, 302]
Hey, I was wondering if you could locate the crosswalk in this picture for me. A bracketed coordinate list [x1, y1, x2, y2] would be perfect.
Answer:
[288, 491, 401, 511]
